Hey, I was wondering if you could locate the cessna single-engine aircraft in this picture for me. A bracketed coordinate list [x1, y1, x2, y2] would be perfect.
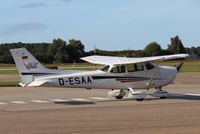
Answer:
[10, 48, 188, 101]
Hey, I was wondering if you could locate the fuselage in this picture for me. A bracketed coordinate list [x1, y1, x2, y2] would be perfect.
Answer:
[36, 63, 177, 90]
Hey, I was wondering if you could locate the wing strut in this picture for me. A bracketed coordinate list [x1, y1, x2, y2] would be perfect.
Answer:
[146, 64, 159, 90]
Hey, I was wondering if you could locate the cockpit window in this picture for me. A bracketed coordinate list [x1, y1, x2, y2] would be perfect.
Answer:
[136, 63, 144, 71]
[110, 66, 126, 73]
[99, 65, 110, 72]
[145, 63, 155, 70]
[127, 64, 144, 72]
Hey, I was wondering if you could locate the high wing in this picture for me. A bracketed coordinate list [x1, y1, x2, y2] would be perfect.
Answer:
[81, 54, 189, 65]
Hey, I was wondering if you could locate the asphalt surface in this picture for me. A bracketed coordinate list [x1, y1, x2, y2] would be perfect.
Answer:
[0, 83, 200, 133]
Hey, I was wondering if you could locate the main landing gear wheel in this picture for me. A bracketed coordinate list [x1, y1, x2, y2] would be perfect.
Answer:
[160, 96, 166, 99]
[128, 90, 147, 101]
[115, 89, 127, 99]
[136, 98, 144, 101]
[115, 95, 123, 99]
[108, 89, 127, 100]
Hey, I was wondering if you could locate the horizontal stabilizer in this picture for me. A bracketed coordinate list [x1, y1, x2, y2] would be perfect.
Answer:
[27, 80, 49, 87]
[19, 82, 27, 87]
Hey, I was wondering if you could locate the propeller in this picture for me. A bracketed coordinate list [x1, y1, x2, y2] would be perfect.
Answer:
[176, 62, 184, 72]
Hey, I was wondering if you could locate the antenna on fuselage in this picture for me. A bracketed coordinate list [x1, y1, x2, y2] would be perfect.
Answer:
[93, 43, 96, 70]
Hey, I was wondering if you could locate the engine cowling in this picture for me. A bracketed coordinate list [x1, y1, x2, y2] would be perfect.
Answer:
[128, 91, 147, 101]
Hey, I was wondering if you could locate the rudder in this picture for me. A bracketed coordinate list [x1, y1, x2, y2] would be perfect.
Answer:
[10, 48, 49, 87]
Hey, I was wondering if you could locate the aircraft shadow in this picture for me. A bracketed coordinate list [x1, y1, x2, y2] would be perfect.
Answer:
[53, 98, 134, 105]
[97, 92, 200, 102]
[54, 92, 200, 106]
[54, 101, 95, 105]
[166, 93, 200, 101]
[146, 92, 200, 101]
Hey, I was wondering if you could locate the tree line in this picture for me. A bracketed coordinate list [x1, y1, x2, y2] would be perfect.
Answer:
[0, 39, 85, 64]
[0, 35, 199, 64]
[87, 36, 199, 59]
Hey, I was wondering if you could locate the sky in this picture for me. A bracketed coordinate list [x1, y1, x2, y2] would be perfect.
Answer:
[0, 0, 199, 51]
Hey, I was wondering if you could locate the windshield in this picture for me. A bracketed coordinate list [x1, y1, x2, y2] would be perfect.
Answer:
[145, 63, 155, 70]
[99, 65, 110, 72]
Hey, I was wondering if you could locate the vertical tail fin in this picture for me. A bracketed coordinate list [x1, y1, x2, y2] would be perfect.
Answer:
[10, 48, 50, 87]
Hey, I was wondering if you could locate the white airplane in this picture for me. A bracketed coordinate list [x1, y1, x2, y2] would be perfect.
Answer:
[10, 48, 188, 101]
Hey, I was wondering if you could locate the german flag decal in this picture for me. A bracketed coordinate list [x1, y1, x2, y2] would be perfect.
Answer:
[22, 56, 28, 60]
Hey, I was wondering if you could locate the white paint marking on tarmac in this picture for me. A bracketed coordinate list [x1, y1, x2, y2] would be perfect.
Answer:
[10, 101, 28, 104]
[29, 100, 49, 103]
[0, 102, 7, 105]
[69, 98, 90, 101]
[50, 99, 70, 102]
[89, 97, 109, 100]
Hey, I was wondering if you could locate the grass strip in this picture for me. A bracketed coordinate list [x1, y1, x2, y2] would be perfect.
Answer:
[0, 81, 19, 87]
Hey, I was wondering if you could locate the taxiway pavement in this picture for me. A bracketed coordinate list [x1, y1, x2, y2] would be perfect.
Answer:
[0, 83, 200, 133]
[0, 84, 199, 111]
